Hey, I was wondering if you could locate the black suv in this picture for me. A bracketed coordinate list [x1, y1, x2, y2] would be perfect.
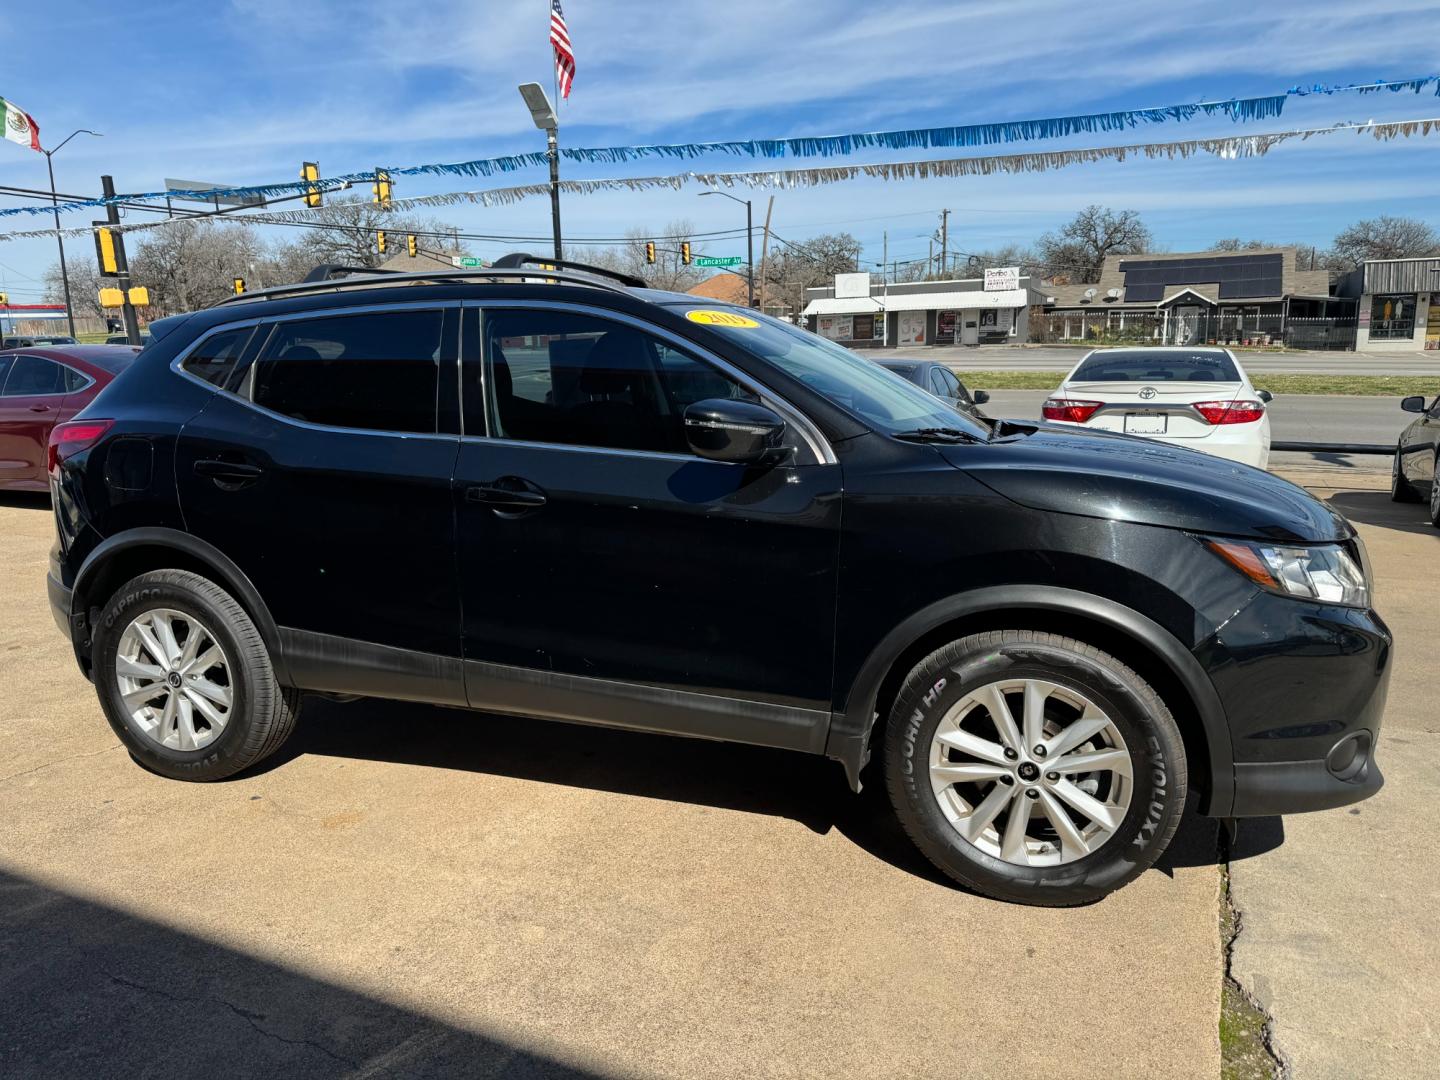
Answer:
[46, 257, 1390, 906]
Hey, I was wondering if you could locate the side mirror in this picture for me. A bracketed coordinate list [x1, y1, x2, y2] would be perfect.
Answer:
[684, 398, 787, 464]
[1401, 395, 1427, 413]
[971, 390, 991, 405]
[1256, 389, 1273, 404]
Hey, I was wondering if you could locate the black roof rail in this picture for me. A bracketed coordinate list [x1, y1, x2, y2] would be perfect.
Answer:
[211, 265, 636, 308]
[302, 264, 401, 283]
[491, 252, 647, 289]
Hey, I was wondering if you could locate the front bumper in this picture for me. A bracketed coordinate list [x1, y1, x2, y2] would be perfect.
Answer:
[1199, 591, 1391, 818]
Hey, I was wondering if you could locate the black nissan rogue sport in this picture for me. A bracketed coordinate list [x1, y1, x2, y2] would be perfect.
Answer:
[46, 257, 1390, 906]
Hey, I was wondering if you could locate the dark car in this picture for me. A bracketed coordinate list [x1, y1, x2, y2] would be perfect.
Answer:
[0, 345, 141, 491]
[1392, 392, 1440, 526]
[3, 334, 79, 348]
[106, 333, 152, 346]
[46, 257, 1390, 906]
[875, 357, 989, 415]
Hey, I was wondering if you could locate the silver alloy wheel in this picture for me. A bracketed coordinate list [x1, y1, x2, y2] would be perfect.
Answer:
[928, 679, 1133, 867]
[115, 608, 233, 751]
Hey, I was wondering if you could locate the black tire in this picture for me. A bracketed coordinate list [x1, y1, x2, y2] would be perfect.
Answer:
[1391, 447, 1421, 503]
[883, 630, 1186, 907]
[93, 569, 301, 781]
[1429, 457, 1440, 528]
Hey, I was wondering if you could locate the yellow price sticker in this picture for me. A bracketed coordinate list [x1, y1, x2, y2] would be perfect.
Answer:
[685, 309, 760, 328]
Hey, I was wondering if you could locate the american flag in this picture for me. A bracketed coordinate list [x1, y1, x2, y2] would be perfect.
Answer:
[550, 0, 575, 99]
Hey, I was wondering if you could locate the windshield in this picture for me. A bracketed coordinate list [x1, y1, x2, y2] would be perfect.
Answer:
[1071, 349, 1240, 382]
[674, 306, 989, 437]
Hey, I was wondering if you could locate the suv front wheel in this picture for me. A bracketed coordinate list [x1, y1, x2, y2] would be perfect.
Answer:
[884, 630, 1186, 906]
[93, 569, 301, 781]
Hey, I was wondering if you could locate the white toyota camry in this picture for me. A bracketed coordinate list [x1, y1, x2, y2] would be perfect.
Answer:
[1042, 347, 1272, 468]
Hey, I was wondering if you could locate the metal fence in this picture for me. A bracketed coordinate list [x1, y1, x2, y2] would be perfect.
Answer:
[1029, 312, 1357, 351]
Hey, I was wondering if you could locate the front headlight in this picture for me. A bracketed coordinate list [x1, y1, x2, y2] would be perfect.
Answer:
[1205, 539, 1370, 608]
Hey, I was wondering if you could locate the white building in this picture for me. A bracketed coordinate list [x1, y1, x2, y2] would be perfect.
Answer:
[801, 271, 1046, 348]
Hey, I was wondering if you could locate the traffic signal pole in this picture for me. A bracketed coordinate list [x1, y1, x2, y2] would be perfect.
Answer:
[101, 175, 142, 346]
[547, 126, 562, 261]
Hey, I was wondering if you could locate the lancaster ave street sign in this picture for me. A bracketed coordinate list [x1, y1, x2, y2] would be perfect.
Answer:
[694, 256, 743, 268]
[452, 256, 488, 268]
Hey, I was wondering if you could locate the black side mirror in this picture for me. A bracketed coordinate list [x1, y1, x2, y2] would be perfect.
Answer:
[1401, 395, 1427, 413]
[1256, 389, 1273, 404]
[971, 389, 990, 405]
[684, 398, 787, 464]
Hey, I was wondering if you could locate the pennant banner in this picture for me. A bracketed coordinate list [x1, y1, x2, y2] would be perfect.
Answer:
[5, 75, 1440, 220]
[5, 117, 1437, 245]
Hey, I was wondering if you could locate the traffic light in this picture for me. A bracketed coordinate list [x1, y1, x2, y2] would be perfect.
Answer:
[233, 277, 246, 295]
[0, 293, 7, 305]
[372, 167, 392, 207]
[300, 161, 322, 208]
[376, 231, 387, 255]
[407, 234, 418, 258]
[645, 241, 656, 264]
[94, 226, 119, 276]
[680, 242, 692, 265]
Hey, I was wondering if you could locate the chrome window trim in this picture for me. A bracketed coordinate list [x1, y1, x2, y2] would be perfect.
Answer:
[168, 301, 462, 439]
[0, 354, 95, 398]
[463, 298, 837, 466]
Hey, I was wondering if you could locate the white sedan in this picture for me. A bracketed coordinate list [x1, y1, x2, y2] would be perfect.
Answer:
[1042, 347, 1272, 468]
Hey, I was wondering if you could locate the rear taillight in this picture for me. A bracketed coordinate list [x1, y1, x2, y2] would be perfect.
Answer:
[1193, 400, 1265, 425]
[1042, 398, 1103, 423]
[47, 419, 113, 474]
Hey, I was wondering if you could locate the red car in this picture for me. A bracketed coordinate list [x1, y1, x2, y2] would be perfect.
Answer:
[0, 345, 141, 491]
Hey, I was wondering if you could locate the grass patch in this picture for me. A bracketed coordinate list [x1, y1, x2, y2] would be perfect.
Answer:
[959, 370, 1438, 397]
[75, 332, 111, 344]
[1219, 859, 1282, 1079]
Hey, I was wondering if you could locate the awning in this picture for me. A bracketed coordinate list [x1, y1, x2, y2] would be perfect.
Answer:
[802, 289, 1030, 316]
[801, 296, 885, 316]
[883, 289, 1029, 312]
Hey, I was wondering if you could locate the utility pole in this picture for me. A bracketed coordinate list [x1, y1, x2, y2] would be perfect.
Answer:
[881, 230, 889, 348]
[940, 208, 950, 278]
[928, 239, 935, 280]
[101, 175, 141, 346]
[757, 195, 774, 313]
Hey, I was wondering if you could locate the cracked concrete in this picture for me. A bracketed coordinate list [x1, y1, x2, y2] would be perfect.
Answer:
[1228, 471, 1440, 1079]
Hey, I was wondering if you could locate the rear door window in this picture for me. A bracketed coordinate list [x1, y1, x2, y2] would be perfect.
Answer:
[0, 355, 68, 396]
[249, 310, 444, 434]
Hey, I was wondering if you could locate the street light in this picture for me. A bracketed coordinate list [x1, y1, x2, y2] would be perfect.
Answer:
[517, 82, 562, 261]
[43, 129, 103, 338]
[699, 190, 754, 307]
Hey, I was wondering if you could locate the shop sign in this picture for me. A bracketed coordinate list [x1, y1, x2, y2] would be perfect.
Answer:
[984, 266, 1020, 292]
[937, 311, 957, 341]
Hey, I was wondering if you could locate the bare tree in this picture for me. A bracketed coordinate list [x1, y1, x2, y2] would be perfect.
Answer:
[128, 220, 269, 314]
[264, 196, 458, 271]
[758, 232, 862, 310]
[1325, 215, 1440, 268]
[43, 254, 106, 320]
[587, 220, 707, 291]
[1036, 206, 1152, 283]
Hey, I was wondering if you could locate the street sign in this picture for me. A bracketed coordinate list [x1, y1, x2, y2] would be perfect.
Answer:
[452, 256, 489, 268]
[163, 178, 266, 208]
[694, 256, 743, 268]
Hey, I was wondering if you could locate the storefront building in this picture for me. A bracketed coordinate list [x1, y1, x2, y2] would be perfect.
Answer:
[801, 271, 1045, 348]
[1337, 257, 1440, 351]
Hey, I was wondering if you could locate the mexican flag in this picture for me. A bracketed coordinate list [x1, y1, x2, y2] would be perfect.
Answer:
[1, 97, 40, 152]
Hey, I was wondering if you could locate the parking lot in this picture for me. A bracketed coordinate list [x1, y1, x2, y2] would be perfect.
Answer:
[1, 462, 1435, 1078]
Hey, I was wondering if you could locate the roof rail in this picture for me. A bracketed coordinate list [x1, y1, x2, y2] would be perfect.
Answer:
[302, 264, 401, 283]
[491, 252, 647, 289]
[211, 264, 635, 308]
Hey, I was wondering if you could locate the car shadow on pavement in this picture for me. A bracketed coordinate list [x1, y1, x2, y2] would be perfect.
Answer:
[0, 491, 50, 511]
[259, 696, 1258, 895]
[0, 866, 608, 1079]
[1327, 490, 1440, 538]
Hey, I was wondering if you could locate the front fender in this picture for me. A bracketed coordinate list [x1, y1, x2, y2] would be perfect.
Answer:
[824, 585, 1234, 815]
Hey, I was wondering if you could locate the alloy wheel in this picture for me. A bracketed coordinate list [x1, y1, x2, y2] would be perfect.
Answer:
[928, 679, 1133, 867]
[115, 608, 233, 751]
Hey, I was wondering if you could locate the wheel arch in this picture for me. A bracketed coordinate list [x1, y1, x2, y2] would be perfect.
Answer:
[826, 586, 1234, 815]
[70, 528, 289, 684]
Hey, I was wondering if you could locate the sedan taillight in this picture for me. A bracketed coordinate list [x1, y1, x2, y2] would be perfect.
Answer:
[1193, 400, 1265, 425]
[47, 419, 113, 474]
[1042, 399, 1103, 423]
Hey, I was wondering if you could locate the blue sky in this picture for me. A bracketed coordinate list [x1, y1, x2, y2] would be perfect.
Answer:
[5, 0, 1440, 300]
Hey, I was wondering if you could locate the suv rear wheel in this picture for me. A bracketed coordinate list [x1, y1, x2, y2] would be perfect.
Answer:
[93, 569, 301, 781]
[884, 630, 1186, 906]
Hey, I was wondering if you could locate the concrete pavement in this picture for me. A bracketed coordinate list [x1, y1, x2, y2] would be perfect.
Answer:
[1227, 472, 1440, 1079]
[888, 345, 1440, 376]
[0, 496, 1222, 1079]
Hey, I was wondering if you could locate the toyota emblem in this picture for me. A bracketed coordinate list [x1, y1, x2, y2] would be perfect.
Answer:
[1139, 387, 1158, 400]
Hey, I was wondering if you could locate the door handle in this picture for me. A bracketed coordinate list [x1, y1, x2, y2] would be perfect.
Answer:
[466, 483, 547, 511]
[193, 459, 264, 484]
[28, 404, 52, 413]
